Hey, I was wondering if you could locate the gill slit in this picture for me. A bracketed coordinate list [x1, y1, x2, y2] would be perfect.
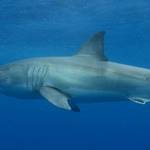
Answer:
[36, 66, 41, 89]
[32, 66, 36, 90]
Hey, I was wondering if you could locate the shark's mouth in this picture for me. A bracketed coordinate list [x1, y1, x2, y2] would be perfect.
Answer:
[0, 70, 6, 80]
[0, 68, 10, 86]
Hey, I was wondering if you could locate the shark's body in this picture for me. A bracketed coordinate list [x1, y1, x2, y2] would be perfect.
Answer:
[0, 32, 150, 111]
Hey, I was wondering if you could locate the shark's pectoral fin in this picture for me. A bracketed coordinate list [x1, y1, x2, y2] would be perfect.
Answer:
[40, 86, 80, 112]
[129, 97, 150, 104]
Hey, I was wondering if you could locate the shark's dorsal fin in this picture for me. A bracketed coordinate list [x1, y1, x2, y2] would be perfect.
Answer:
[75, 32, 108, 61]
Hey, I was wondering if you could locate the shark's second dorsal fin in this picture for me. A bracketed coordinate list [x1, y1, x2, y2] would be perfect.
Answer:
[75, 32, 108, 61]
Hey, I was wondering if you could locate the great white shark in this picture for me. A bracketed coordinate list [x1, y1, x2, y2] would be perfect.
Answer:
[0, 32, 150, 112]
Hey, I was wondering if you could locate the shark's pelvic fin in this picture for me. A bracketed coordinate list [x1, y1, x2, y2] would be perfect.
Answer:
[76, 32, 108, 61]
[129, 97, 150, 104]
[40, 86, 80, 112]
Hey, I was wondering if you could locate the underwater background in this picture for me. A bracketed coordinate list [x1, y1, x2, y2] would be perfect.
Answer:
[0, 0, 150, 149]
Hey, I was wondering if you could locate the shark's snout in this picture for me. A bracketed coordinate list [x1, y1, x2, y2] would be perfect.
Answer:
[0, 67, 10, 86]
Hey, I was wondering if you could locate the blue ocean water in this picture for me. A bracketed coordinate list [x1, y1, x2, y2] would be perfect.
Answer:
[0, 0, 150, 149]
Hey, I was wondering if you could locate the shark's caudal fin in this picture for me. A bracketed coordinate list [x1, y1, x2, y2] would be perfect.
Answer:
[75, 32, 108, 61]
